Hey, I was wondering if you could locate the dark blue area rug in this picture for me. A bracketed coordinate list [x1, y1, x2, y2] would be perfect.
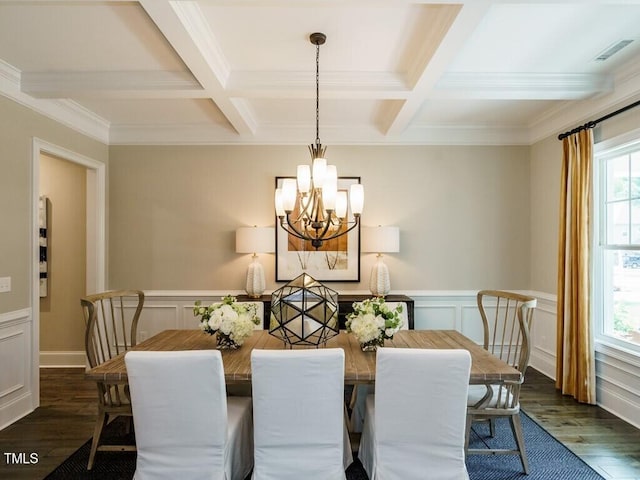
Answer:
[465, 412, 604, 480]
[45, 411, 604, 480]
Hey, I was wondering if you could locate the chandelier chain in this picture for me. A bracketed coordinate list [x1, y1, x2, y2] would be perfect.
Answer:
[315, 41, 320, 146]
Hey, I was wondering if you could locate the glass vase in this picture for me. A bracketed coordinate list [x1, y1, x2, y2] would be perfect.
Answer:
[360, 336, 384, 352]
[216, 332, 239, 350]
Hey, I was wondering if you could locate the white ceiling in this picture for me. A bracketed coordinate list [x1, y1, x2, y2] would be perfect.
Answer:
[1, 0, 640, 146]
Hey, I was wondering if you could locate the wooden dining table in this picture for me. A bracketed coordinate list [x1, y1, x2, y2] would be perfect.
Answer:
[85, 329, 521, 385]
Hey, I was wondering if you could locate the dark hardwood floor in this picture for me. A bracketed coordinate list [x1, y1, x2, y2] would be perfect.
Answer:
[0, 367, 639, 479]
[520, 369, 640, 480]
[0, 368, 97, 480]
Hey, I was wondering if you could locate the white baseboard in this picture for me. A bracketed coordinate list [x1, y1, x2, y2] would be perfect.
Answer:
[0, 392, 34, 431]
[39, 351, 86, 368]
[597, 382, 640, 430]
[530, 345, 556, 380]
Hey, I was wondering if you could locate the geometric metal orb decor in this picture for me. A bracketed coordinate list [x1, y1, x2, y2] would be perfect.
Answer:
[269, 273, 339, 347]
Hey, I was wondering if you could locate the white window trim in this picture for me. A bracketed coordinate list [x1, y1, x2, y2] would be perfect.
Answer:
[594, 127, 640, 357]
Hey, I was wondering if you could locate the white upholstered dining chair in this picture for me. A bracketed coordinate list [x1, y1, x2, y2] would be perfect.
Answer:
[251, 348, 352, 480]
[358, 348, 472, 480]
[124, 350, 253, 480]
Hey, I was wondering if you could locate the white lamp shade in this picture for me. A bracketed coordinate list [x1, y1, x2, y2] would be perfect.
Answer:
[312, 157, 327, 186]
[281, 179, 297, 212]
[297, 165, 311, 193]
[274, 189, 285, 217]
[361, 226, 400, 253]
[322, 166, 338, 211]
[335, 192, 348, 218]
[350, 184, 364, 215]
[236, 227, 275, 254]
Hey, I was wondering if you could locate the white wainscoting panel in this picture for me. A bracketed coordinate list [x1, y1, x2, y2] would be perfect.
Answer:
[137, 295, 265, 336]
[182, 305, 201, 330]
[73, 290, 640, 430]
[460, 305, 484, 344]
[411, 291, 478, 335]
[0, 309, 35, 430]
[528, 294, 557, 379]
[137, 303, 181, 340]
[414, 304, 458, 330]
[595, 344, 640, 428]
[0, 330, 26, 399]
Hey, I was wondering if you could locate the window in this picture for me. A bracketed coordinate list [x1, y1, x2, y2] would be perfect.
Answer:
[595, 135, 640, 352]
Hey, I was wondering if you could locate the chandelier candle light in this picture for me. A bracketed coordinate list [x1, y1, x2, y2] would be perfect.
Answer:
[274, 32, 364, 249]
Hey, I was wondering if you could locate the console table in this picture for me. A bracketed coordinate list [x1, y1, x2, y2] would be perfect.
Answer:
[236, 294, 414, 330]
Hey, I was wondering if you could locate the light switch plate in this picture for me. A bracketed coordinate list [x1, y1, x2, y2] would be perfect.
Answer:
[0, 277, 11, 293]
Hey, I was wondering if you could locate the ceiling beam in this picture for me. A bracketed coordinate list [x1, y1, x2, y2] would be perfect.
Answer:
[381, 2, 491, 136]
[21, 69, 611, 102]
[139, 0, 256, 135]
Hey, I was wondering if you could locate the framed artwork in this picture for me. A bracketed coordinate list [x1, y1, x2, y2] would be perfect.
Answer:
[39, 196, 48, 297]
[275, 176, 361, 282]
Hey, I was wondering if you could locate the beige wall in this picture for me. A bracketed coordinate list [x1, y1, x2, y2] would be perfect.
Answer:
[108, 144, 531, 292]
[529, 102, 640, 295]
[39, 153, 87, 351]
[529, 135, 562, 294]
[0, 95, 108, 314]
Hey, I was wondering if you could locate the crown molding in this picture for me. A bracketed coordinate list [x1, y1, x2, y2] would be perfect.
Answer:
[47, 100, 111, 143]
[21, 70, 204, 99]
[435, 72, 613, 100]
[109, 120, 530, 145]
[0, 60, 110, 143]
[528, 61, 640, 144]
[109, 122, 268, 145]
[0, 58, 20, 91]
[399, 123, 530, 145]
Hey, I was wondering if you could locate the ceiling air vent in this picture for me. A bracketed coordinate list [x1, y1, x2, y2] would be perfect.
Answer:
[595, 39, 634, 61]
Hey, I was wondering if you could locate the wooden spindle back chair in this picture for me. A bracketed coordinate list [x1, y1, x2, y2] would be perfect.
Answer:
[465, 289, 537, 474]
[81, 289, 144, 470]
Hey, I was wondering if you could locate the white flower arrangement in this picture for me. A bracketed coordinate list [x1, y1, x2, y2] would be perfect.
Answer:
[346, 297, 403, 345]
[193, 295, 260, 346]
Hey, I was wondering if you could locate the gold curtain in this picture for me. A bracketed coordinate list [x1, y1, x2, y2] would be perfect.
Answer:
[556, 129, 596, 404]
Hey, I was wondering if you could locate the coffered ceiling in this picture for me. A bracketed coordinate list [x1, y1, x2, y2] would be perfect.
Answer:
[1, 0, 639, 145]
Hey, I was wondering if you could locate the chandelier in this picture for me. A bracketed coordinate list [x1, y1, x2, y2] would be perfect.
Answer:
[274, 32, 364, 249]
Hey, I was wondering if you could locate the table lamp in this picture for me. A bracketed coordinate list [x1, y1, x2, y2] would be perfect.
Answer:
[361, 226, 400, 297]
[235, 226, 275, 298]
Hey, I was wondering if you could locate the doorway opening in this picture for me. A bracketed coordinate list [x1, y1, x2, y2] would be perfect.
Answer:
[31, 138, 105, 403]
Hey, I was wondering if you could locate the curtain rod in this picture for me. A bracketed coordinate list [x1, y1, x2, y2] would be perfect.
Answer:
[557, 98, 640, 140]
